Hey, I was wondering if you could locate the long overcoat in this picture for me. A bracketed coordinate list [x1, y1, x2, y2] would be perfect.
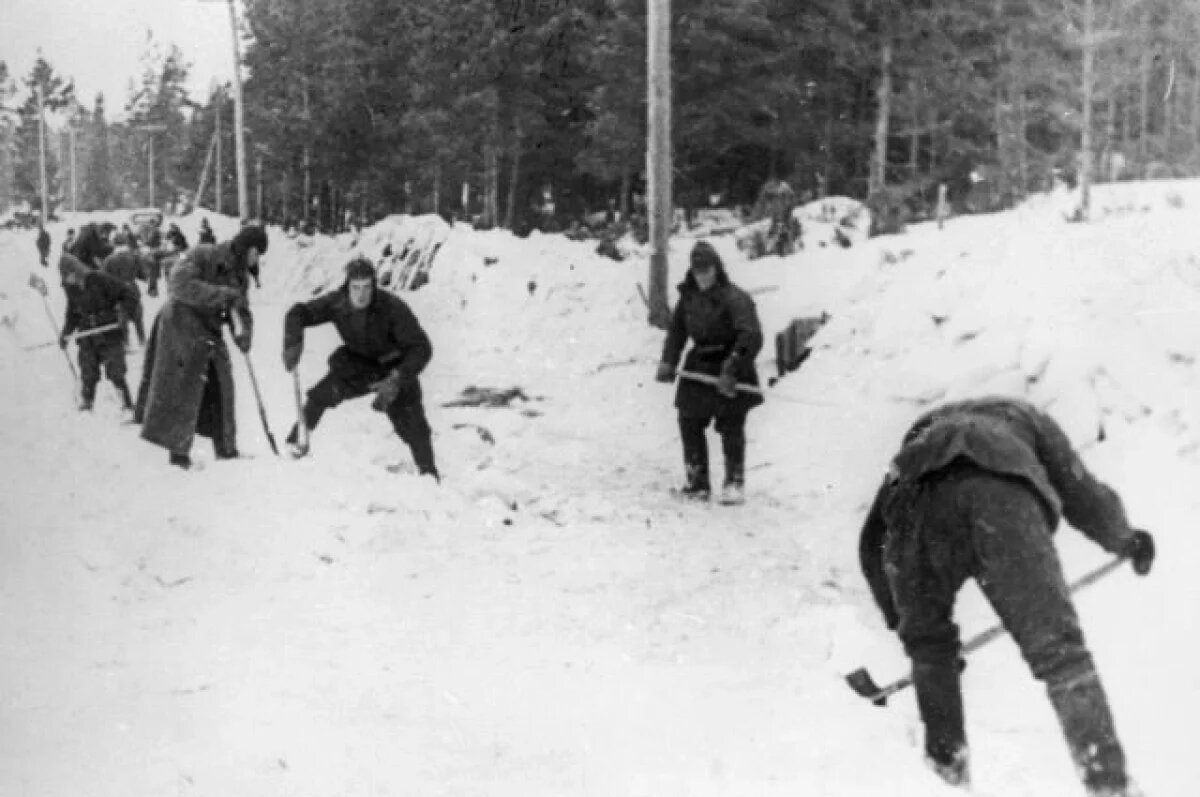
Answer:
[136, 243, 251, 454]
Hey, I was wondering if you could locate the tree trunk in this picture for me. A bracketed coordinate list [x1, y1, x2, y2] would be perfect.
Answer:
[504, 120, 521, 230]
[1016, 87, 1028, 196]
[432, 158, 441, 216]
[908, 84, 920, 180]
[868, 37, 893, 200]
[1139, 17, 1151, 164]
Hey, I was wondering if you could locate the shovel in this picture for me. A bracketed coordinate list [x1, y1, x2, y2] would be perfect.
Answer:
[845, 555, 1127, 706]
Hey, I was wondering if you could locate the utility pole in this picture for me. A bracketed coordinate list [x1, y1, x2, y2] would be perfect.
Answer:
[135, 124, 167, 207]
[199, 0, 248, 219]
[1080, 0, 1094, 220]
[226, 0, 249, 220]
[36, 85, 49, 220]
[68, 124, 77, 212]
[215, 95, 222, 214]
[646, 0, 672, 328]
[255, 150, 264, 219]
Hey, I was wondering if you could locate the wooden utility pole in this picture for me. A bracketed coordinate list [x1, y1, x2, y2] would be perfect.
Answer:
[36, 85, 48, 220]
[256, 151, 263, 219]
[226, 0, 249, 220]
[135, 124, 167, 207]
[1080, 0, 1095, 219]
[68, 125, 77, 212]
[646, 0, 672, 329]
[215, 97, 223, 214]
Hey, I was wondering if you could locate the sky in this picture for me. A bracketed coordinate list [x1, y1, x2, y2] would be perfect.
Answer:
[0, 184, 1198, 795]
[2, 0, 239, 117]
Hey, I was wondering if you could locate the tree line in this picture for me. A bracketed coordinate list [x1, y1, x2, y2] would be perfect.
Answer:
[3, 0, 1200, 230]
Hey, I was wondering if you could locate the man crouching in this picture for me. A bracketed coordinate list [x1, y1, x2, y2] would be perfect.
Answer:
[282, 257, 439, 481]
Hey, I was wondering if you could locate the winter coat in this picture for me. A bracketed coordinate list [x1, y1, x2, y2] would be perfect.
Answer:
[137, 242, 252, 454]
[60, 259, 139, 342]
[198, 225, 216, 245]
[660, 266, 764, 417]
[284, 281, 432, 402]
[858, 396, 1135, 628]
[101, 249, 157, 296]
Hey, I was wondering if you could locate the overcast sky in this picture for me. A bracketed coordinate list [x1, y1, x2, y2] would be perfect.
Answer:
[2, 0, 240, 117]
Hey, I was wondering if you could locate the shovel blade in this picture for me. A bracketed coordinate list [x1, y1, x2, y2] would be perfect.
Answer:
[845, 667, 889, 706]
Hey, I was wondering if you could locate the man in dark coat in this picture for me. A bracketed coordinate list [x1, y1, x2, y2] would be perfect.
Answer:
[135, 225, 268, 469]
[281, 257, 439, 480]
[58, 252, 140, 411]
[859, 397, 1155, 795]
[36, 222, 51, 266]
[101, 244, 159, 347]
[655, 241, 763, 504]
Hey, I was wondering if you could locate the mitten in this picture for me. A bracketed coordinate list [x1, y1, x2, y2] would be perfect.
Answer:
[1123, 529, 1155, 576]
[234, 329, 252, 353]
[655, 361, 676, 383]
[717, 356, 739, 398]
[371, 371, 404, 411]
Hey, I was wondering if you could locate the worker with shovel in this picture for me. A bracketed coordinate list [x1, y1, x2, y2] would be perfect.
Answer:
[280, 257, 439, 481]
[57, 252, 139, 412]
[858, 396, 1155, 795]
[655, 240, 764, 505]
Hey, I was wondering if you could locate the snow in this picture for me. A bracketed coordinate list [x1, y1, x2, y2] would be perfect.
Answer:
[3, 183, 1200, 796]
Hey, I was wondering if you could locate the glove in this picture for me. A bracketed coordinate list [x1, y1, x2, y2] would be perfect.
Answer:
[1123, 529, 1155, 576]
[234, 329, 252, 353]
[282, 343, 303, 372]
[58, 334, 68, 349]
[147, 283, 158, 298]
[227, 291, 249, 312]
[655, 361, 676, 383]
[371, 371, 405, 412]
[716, 356, 739, 398]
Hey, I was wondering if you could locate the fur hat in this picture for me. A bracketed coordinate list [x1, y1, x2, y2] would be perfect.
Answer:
[344, 256, 377, 283]
[231, 224, 268, 256]
[690, 240, 723, 271]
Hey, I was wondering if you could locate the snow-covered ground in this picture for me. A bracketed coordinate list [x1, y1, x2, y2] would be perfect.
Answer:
[2, 183, 1199, 796]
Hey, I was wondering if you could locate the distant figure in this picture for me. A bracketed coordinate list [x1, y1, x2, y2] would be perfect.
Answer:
[62, 228, 76, 253]
[166, 223, 189, 252]
[281, 257, 439, 480]
[655, 241, 764, 505]
[859, 397, 1155, 794]
[36, 222, 50, 266]
[198, 217, 216, 246]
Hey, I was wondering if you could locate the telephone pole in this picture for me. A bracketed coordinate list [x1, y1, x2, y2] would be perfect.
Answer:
[135, 124, 167, 207]
[646, 0, 673, 328]
[36, 85, 49, 220]
[199, 0, 249, 220]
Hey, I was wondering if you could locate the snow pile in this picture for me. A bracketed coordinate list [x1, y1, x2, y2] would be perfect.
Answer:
[3, 179, 1200, 796]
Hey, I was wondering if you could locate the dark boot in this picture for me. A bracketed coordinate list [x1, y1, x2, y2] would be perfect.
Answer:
[214, 442, 240, 460]
[80, 383, 96, 411]
[115, 379, 134, 411]
[169, 452, 192, 470]
[1047, 671, 1129, 795]
[912, 659, 970, 787]
[678, 416, 710, 497]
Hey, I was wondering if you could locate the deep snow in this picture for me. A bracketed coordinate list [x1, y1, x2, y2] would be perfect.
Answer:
[2, 183, 1199, 796]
